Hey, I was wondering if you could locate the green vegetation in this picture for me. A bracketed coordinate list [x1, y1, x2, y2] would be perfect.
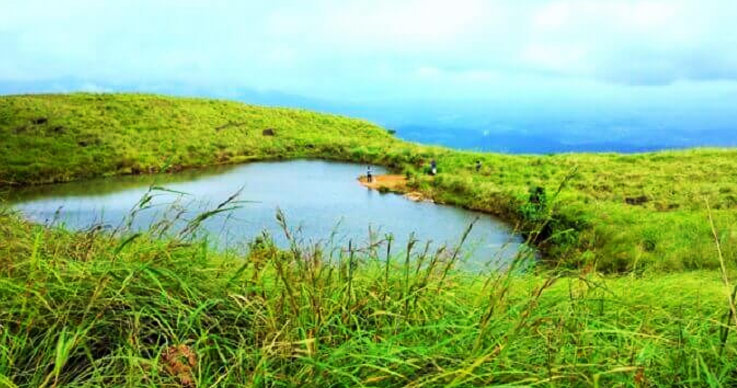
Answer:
[2, 93, 736, 271]
[0, 93, 399, 184]
[2, 93, 737, 386]
[2, 207, 737, 387]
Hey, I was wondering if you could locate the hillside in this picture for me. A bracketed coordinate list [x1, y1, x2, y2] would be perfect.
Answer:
[0, 93, 398, 185]
[2, 93, 736, 271]
[2, 93, 737, 386]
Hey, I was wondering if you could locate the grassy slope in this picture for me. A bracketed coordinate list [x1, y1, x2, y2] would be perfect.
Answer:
[1, 93, 737, 385]
[2, 93, 736, 271]
[0, 93, 399, 183]
[1, 209, 736, 387]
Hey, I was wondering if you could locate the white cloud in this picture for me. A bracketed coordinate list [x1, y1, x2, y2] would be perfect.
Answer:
[0, 0, 736, 100]
[520, 43, 589, 75]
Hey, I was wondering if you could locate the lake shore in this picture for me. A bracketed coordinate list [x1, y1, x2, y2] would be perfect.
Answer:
[2, 93, 737, 271]
[2, 92, 737, 386]
[357, 174, 430, 202]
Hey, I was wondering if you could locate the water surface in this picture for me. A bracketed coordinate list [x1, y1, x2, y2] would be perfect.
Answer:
[8, 160, 526, 269]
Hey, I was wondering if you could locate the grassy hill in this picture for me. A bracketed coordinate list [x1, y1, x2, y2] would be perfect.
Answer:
[2, 93, 737, 385]
[2, 93, 736, 272]
[0, 93, 398, 184]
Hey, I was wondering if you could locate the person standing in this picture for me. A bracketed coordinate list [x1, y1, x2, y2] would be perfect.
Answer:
[430, 159, 437, 176]
[367, 165, 373, 183]
[475, 160, 482, 172]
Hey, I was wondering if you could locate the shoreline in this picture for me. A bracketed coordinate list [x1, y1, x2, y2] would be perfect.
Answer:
[356, 174, 430, 202]
[3, 93, 737, 272]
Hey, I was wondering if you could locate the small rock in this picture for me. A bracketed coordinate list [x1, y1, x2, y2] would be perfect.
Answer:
[404, 192, 426, 202]
[625, 195, 649, 205]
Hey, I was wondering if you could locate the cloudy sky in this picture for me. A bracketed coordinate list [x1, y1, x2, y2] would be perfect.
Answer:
[2, 0, 736, 151]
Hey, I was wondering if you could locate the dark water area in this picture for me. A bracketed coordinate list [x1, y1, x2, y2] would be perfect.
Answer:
[7, 161, 527, 269]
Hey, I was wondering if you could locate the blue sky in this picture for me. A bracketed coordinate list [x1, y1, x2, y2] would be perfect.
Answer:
[2, 0, 736, 151]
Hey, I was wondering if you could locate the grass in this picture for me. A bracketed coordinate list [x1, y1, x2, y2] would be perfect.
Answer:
[1, 92, 737, 386]
[0, 93, 398, 184]
[2, 206, 737, 387]
[2, 93, 736, 272]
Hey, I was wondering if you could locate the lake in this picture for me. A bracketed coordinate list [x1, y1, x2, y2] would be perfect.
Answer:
[7, 160, 528, 269]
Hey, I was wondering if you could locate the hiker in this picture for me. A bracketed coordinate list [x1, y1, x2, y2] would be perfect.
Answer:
[366, 165, 373, 183]
[430, 159, 437, 176]
[475, 160, 482, 172]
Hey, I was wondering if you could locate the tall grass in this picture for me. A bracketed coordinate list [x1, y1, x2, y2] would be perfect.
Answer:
[1, 201, 737, 387]
[2, 92, 737, 385]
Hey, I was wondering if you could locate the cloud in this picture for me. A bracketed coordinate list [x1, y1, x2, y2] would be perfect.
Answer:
[519, 0, 737, 84]
[0, 0, 736, 100]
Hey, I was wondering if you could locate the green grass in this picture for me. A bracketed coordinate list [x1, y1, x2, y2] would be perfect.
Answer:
[2, 93, 736, 272]
[0, 93, 399, 184]
[2, 208, 737, 387]
[2, 92, 737, 386]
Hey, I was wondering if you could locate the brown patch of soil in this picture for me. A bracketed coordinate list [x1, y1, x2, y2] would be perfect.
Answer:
[358, 174, 406, 190]
[358, 174, 430, 202]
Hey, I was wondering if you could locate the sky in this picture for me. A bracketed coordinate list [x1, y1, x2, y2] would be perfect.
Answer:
[2, 0, 736, 152]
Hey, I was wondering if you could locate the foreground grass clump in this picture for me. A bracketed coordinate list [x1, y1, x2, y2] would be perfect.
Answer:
[2, 92, 737, 272]
[2, 209, 737, 387]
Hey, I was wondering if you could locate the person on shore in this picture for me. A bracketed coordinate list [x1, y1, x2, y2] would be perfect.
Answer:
[430, 159, 437, 176]
[367, 165, 373, 183]
[475, 160, 482, 172]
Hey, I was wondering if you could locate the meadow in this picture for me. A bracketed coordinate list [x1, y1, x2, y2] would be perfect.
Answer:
[2, 204, 736, 387]
[1, 93, 737, 386]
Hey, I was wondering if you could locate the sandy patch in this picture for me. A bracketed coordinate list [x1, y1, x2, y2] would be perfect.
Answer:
[358, 174, 430, 202]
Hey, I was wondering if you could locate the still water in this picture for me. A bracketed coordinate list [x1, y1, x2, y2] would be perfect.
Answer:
[8, 160, 527, 269]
